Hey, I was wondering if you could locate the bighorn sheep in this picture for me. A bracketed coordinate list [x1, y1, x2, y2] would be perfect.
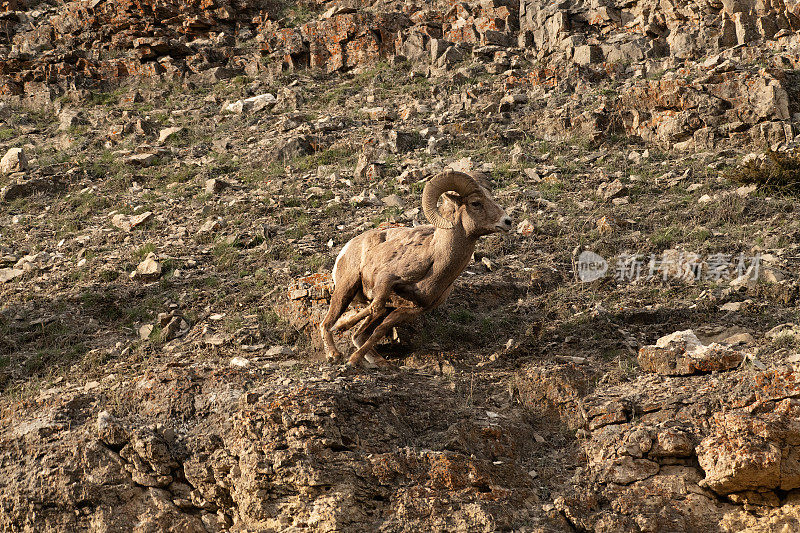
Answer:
[320, 170, 512, 367]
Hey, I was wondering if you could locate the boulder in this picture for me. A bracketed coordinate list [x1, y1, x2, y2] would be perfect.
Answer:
[638, 330, 745, 376]
[0, 148, 28, 174]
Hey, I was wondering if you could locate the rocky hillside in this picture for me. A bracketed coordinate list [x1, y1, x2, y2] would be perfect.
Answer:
[3, 0, 800, 531]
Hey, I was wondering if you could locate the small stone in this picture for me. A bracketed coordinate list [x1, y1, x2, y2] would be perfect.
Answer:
[205, 335, 226, 346]
[159, 315, 189, 342]
[744, 353, 766, 370]
[158, 126, 184, 144]
[638, 329, 745, 375]
[656, 330, 703, 350]
[266, 345, 293, 357]
[1, 176, 66, 203]
[736, 184, 758, 197]
[523, 168, 542, 182]
[212, 138, 231, 152]
[202, 66, 233, 82]
[598, 179, 627, 200]
[381, 194, 404, 208]
[386, 130, 417, 153]
[354, 155, 384, 182]
[112, 211, 152, 232]
[222, 93, 276, 114]
[0, 148, 28, 174]
[766, 323, 799, 339]
[139, 324, 154, 340]
[556, 355, 588, 364]
[241, 344, 266, 352]
[96, 411, 128, 448]
[362, 107, 393, 121]
[517, 219, 535, 236]
[761, 267, 785, 283]
[698, 194, 715, 204]
[596, 215, 617, 235]
[230, 357, 250, 368]
[720, 332, 755, 346]
[97, 411, 116, 432]
[125, 153, 157, 166]
[58, 109, 84, 131]
[130, 252, 162, 282]
[198, 219, 222, 234]
[289, 289, 308, 300]
[741, 152, 765, 167]
[720, 302, 744, 312]
[350, 192, 382, 206]
[510, 145, 526, 165]
[205, 178, 230, 194]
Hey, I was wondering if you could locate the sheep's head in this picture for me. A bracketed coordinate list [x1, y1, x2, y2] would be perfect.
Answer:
[422, 170, 512, 237]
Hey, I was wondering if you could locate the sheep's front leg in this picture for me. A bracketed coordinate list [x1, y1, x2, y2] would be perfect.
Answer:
[348, 307, 422, 367]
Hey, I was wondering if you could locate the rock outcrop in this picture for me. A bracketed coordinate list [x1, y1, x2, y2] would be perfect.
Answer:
[554, 369, 800, 530]
[0, 366, 564, 532]
[3, 0, 800, 150]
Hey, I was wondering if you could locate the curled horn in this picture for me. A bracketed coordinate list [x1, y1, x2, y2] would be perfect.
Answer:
[422, 170, 480, 229]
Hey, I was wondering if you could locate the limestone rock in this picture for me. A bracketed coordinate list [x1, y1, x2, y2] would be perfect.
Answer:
[112, 211, 153, 232]
[205, 178, 231, 194]
[0, 267, 24, 283]
[125, 153, 157, 166]
[638, 330, 745, 375]
[222, 93, 276, 114]
[0, 148, 28, 174]
[574, 45, 602, 65]
[130, 252, 161, 282]
[157, 126, 184, 144]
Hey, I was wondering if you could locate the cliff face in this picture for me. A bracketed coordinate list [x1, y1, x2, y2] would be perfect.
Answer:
[3, 0, 800, 149]
[4, 0, 800, 531]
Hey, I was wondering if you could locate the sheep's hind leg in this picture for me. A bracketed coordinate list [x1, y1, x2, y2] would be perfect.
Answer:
[352, 309, 392, 368]
[334, 275, 395, 333]
[352, 309, 390, 348]
[333, 305, 373, 333]
[320, 282, 359, 363]
[348, 307, 421, 368]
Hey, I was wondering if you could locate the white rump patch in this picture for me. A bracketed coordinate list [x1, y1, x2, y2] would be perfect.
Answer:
[331, 239, 353, 284]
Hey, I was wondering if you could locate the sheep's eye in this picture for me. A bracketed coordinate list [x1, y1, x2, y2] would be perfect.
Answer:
[471, 201, 482, 208]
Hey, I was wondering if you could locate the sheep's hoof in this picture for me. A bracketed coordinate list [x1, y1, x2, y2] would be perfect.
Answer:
[346, 354, 363, 368]
[365, 355, 394, 370]
[325, 349, 343, 364]
[351, 351, 391, 370]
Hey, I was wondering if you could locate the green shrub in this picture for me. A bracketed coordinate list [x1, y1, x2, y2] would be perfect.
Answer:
[729, 150, 800, 193]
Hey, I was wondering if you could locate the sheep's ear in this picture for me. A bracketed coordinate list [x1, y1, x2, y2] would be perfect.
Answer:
[442, 192, 463, 206]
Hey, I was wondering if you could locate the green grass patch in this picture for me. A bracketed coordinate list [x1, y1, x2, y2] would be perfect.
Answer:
[0, 127, 16, 141]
